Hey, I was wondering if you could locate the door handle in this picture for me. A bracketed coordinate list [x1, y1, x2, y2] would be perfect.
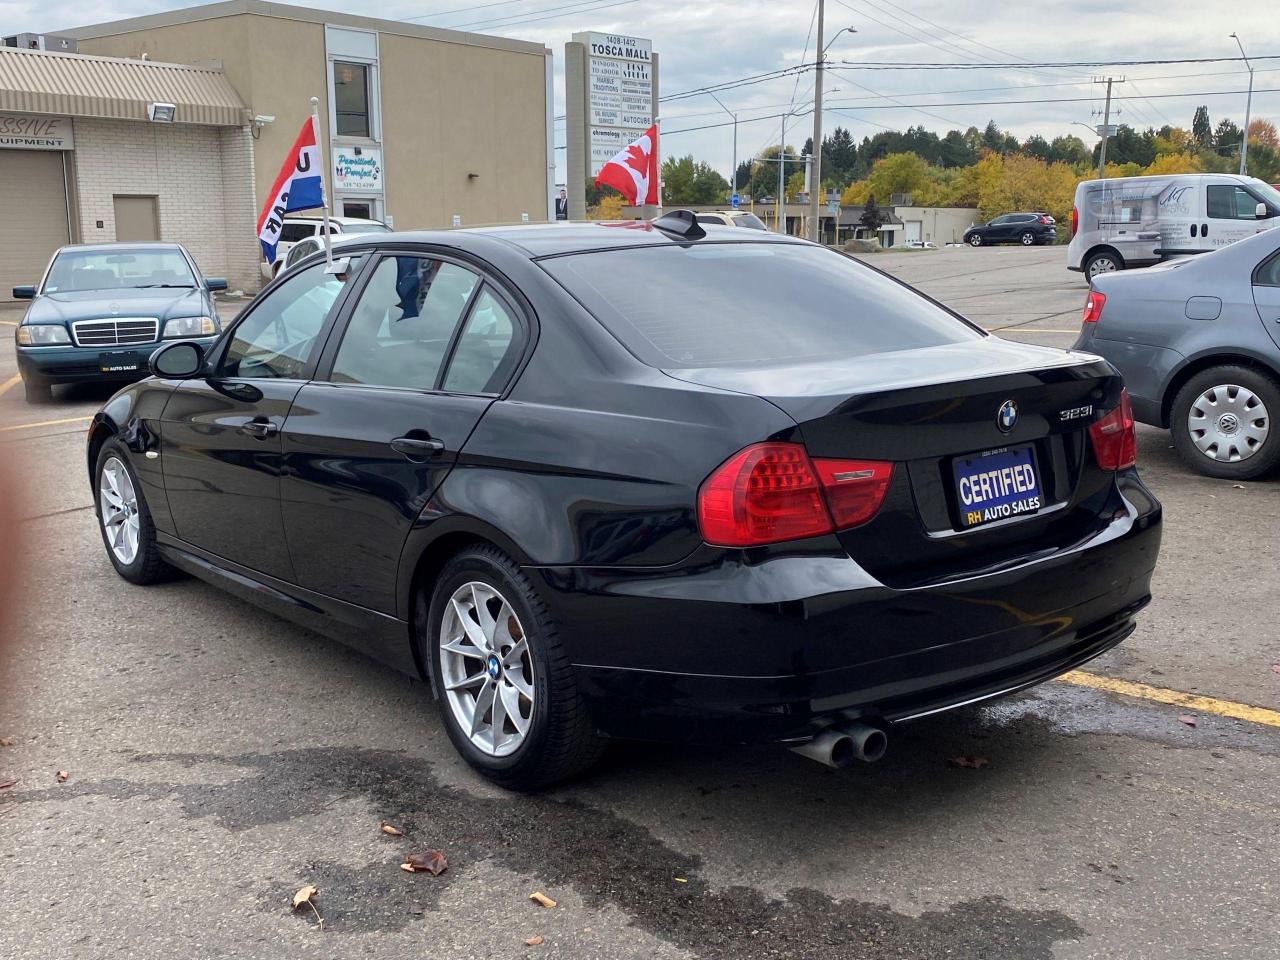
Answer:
[390, 436, 446, 459]
[239, 418, 278, 440]
[1202, 223, 1209, 236]
[1190, 224, 1197, 237]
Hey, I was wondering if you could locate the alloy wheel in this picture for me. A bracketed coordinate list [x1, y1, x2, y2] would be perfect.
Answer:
[969, 235, 982, 246]
[99, 456, 140, 565]
[1188, 383, 1269, 462]
[439, 581, 535, 757]
[1020, 232, 1036, 245]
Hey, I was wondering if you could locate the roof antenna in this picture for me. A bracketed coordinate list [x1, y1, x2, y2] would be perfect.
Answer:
[651, 209, 706, 240]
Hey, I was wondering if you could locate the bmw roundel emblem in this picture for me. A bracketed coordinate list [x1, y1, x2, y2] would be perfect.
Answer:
[997, 400, 1018, 433]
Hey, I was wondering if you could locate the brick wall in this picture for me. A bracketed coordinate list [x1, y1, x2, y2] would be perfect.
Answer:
[72, 118, 261, 293]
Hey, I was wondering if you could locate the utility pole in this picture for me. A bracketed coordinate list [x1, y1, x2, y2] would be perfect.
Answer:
[1232, 33, 1253, 175]
[1097, 78, 1113, 179]
[777, 112, 787, 233]
[807, 0, 825, 243]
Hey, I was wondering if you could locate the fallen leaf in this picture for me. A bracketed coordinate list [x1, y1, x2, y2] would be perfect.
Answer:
[949, 756, 989, 770]
[0, 738, 13, 747]
[674, 877, 688, 883]
[529, 892, 557, 909]
[291, 885, 318, 910]
[379, 820, 403, 837]
[0, 778, 17, 790]
[524, 935, 544, 946]
[1232, 484, 1245, 489]
[55, 771, 68, 783]
[1178, 715, 1197, 727]
[402, 850, 447, 876]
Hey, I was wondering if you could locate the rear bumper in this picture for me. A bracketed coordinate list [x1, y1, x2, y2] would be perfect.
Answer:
[17, 337, 217, 384]
[528, 472, 1161, 744]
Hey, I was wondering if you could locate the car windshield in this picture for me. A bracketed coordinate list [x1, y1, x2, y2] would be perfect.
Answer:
[731, 213, 767, 230]
[1247, 179, 1280, 208]
[541, 242, 982, 368]
[342, 223, 391, 235]
[44, 249, 196, 293]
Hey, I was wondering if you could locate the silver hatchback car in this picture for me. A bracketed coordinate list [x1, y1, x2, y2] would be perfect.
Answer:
[1074, 228, 1280, 480]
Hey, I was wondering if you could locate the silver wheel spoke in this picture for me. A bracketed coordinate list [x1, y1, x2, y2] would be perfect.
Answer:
[439, 580, 536, 758]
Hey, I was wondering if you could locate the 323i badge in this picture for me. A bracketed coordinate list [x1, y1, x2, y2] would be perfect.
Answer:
[954, 444, 1043, 528]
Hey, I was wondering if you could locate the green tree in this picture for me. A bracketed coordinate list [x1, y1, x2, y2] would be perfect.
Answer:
[1214, 118, 1243, 154]
[661, 154, 730, 205]
[865, 152, 932, 202]
[585, 178, 620, 207]
[1023, 134, 1052, 161]
[859, 194, 886, 233]
[748, 145, 802, 200]
[1048, 135, 1090, 166]
[1192, 106, 1213, 148]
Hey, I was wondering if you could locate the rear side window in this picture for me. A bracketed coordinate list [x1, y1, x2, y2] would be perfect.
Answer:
[279, 223, 316, 244]
[1255, 250, 1280, 287]
[541, 242, 981, 368]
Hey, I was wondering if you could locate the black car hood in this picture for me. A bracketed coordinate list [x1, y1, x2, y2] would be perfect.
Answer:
[24, 288, 209, 324]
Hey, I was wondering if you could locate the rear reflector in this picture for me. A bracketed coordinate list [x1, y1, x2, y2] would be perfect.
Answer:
[698, 442, 892, 547]
[811, 457, 894, 529]
[1082, 289, 1106, 323]
[1088, 389, 1137, 470]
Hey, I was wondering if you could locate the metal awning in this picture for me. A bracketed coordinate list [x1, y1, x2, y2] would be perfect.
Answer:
[0, 46, 249, 126]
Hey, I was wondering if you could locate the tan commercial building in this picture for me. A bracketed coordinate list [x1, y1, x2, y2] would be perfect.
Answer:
[0, 45, 259, 299]
[61, 0, 556, 237]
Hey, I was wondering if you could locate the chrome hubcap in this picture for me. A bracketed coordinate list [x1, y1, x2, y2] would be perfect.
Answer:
[1188, 384, 1269, 462]
[439, 582, 534, 757]
[1088, 257, 1117, 278]
[99, 457, 140, 565]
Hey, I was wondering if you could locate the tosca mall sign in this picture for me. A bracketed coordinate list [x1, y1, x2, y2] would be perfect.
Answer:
[0, 113, 74, 150]
[573, 32, 654, 176]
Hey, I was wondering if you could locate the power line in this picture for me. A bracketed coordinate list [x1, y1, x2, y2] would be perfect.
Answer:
[831, 0, 986, 65]
[452, 0, 636, 29]
[831, 55, 1280, 69]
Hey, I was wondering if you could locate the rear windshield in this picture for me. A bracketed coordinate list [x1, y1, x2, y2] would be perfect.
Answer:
[540, 242, 981, 367]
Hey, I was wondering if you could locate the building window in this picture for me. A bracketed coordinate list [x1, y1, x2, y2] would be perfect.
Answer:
[333, 61, 370, 137]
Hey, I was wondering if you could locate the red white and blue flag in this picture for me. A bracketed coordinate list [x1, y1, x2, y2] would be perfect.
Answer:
[595, 124, 659, 206]
[256, 117, 326, 262]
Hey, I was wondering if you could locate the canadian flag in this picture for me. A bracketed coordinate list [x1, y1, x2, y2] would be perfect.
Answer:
[595, 124, 659, 206]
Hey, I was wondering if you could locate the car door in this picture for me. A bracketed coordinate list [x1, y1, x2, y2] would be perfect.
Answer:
[1254, 245, 1280, 353]
[161, 258, 365, 580]
[1204, 182, 1268, 248]
[280, 252, 527, 614]
[986, 215, 1011, 241]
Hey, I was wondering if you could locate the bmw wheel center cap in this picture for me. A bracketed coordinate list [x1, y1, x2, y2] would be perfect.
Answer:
[486, 655, 501, 679]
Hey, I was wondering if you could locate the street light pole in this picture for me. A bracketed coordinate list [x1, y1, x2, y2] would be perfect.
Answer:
[806, 23, 856, 243]
[1231, 33, 1253, 175]
[707, 90, 738, 206]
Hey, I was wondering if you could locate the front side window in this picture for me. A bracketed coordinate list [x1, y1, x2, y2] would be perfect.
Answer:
[44, 248, 195, 293]
[334, 61, 370, 138]
[331, 256, 479, 390]
[1207, 185, 1261, 220]
[278, 223, 316, 244]
[221, 261, 358, 379]
[542, 242, 981, 368]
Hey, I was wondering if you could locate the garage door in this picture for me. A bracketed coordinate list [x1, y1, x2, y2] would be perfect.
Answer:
[904, 221, 922, 243]
[0, 151, 70, 302]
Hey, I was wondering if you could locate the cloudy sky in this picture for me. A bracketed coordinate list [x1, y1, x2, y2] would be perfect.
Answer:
[10, 0, 1280, 182]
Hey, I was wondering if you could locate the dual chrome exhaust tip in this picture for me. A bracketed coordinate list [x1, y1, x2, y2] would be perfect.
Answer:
[788, 721, 889, 768]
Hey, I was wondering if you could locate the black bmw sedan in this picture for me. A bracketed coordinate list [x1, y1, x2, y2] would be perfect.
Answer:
[87, 214, 1161, 789]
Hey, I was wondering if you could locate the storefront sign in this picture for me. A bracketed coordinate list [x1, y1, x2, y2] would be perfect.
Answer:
[334, 145, 382, 192]
[575, 32, 654, 175]
[0, 113, 73, 150]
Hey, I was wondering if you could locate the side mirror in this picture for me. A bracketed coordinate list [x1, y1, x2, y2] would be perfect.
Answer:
[150, 340, 206, 379]
[206, 277, 228, 292]
[1256, 202, 1269, 220]
[11, 285, 35, 300]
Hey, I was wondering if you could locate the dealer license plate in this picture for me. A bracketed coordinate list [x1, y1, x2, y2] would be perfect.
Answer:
[99, 350, 142, 374]
[953, 445, 1043, 529]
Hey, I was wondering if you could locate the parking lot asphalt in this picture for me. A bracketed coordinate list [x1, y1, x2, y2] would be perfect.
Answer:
[2, 245, 1278, 960]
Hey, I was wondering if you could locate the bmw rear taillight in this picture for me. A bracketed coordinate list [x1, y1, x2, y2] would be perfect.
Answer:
[1088, 389, 1137, 470]
[697, 442, 892, 547]
[1082, 289, 1106, 323]
[1070, 205, 1079, 236]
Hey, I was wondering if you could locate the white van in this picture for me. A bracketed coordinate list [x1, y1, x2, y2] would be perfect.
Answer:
[1067, 173, 1280, 281]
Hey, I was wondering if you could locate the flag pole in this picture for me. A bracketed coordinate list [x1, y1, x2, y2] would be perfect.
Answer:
[310, 96, 333, 270]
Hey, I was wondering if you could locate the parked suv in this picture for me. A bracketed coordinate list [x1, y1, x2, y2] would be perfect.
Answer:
[963, 213, 1056, 247]
[263, 215, 391, 278]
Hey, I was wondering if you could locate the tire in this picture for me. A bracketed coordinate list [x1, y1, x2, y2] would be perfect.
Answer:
[93, 439, 174, 584]
[1020, 231, 1037, 245]
[968, 234, 982, 247]
[1084, 249, 1123, 280]
[427, 545, 603, 791]
[1170, 365, 1280, 480]
[22, 376, 53, 405]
